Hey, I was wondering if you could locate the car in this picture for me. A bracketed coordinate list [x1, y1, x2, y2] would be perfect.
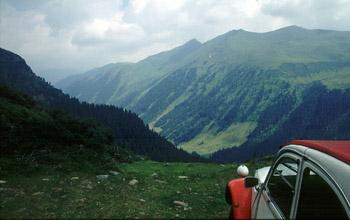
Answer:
[225, 140, 350, 219]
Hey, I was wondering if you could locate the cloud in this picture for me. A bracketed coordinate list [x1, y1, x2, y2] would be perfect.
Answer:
[0, 0, 349, 82]
[259, 0, 350, 30]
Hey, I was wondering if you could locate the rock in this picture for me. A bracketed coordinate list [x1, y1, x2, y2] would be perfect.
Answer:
[178, 176, 188, 179]
[42, 178, 50, 181]
[96, 175, 109, 180]
[173, 201, 188, 207]
[175, 214, 179, 217]
[71, 177, 79, 180]
[129, 179, 138, 185]
[139, 212, 145, 215]
[151, 172, 158, 177]
[0, 180, 7, 184]
[109, 171, 120, 176]
[32, 192, 44, 196]
[139, 199, 146, 202]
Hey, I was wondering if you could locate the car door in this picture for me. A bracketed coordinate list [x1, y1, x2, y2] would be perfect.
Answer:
[293, 161, 349, 219]
[254, 153, 301, 219]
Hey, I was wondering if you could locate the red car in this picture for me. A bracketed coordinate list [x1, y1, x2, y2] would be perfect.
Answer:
[226, 140, 350, 219]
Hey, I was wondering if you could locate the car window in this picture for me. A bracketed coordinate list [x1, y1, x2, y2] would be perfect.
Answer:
[296, 168, 348, 219]
[267, 157, 299, 218]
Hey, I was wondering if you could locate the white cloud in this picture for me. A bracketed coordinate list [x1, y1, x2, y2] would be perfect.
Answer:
[259, 0, 350, 30]
[0, 0, 349, 82]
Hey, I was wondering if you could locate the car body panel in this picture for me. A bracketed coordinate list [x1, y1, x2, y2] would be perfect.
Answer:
[253, 190, 280, 219]
[227, 178, 252, 219]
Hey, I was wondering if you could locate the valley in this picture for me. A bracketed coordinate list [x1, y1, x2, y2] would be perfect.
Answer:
[57, 26, 350, 159]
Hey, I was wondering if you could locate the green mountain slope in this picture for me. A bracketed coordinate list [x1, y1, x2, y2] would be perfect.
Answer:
[0, 85, 136, 172]
[57, 39, 202, 108]
[0, 48, 203, 162]
[57, 26, 350, 158]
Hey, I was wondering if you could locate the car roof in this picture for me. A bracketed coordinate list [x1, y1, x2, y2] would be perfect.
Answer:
[286, 140, 350, 165]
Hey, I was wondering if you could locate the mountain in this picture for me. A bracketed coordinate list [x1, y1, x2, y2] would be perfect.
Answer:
[57, 39, 202, 108]
[0, 85, 137, 171]
[57, 26, 350, 160]
[0, 48, 203, 162]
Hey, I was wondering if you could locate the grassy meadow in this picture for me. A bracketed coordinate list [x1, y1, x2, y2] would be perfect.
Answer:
[0, 159, 271, 219]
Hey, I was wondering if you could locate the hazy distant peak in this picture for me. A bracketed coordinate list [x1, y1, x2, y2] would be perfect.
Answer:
[273, 25, 306, 33]
[184, 39, 202, 46]
[230, 28, 251, 33]
[175, 39, 202, 52]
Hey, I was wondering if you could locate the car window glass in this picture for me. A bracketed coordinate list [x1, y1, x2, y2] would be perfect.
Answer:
[296, 168, 348, 219]
[267, 157, 299, 218]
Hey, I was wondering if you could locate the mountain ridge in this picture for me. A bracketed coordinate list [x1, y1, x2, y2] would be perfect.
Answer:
[56, 26, 350, 161]
[0, 47, 204, 162]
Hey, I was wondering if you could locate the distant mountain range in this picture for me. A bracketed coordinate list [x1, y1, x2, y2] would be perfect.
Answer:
[57, 26, 350, 161]
[0, 48, 203, 162]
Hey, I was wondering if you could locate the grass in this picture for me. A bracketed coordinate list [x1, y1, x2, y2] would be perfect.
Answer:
[281, 67, 350, 90]
[180, 122, 257, 156]
[0, 159, 271, 219]
[149, 93, 190, 134]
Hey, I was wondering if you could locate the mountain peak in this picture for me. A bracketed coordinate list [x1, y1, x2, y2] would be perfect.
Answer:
[274, 25, 306, 32]
[185, 39, 201, 46]
[177, 39, 202, 51]
[141, 38, 202, 65]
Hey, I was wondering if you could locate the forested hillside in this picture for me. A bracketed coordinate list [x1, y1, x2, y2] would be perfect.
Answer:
[57, 26, 350, 161]
[211, 82, 350, 162]
[0, 85, 136, 171]
[0, 48, 203, 162]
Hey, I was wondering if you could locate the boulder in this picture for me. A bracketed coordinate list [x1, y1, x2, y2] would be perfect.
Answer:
[109, 171, 120, 176]
[129, 179, 138, 185]
[178, 176, 188, 179]
[96, 175, 109, 180]
[173, 201, 188, 207]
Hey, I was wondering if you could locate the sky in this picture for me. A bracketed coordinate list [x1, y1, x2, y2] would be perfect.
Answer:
[1, 0, 350, 83]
